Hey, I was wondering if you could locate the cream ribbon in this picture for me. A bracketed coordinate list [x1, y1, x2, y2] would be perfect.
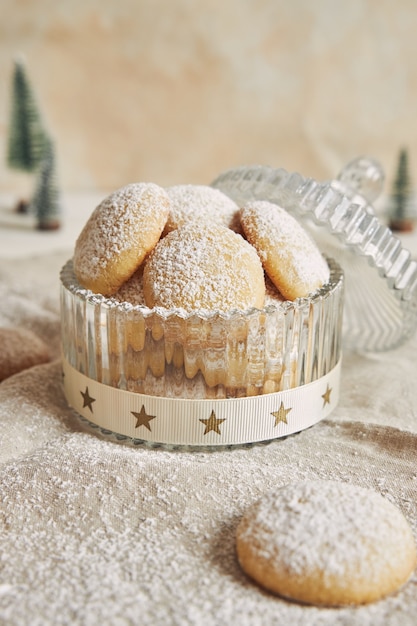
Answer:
[62, 358, 341, 447]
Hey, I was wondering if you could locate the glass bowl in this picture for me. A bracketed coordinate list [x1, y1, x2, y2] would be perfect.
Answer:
[60, 257, 344, 447]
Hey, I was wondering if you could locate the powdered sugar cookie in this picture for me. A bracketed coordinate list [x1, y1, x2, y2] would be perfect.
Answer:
[240, 201, 330, 300]
[236, 480, 416, 606]
[143, 223, 265, 312]
[73, 183, 170, 296]
[164, 184, 240, 234]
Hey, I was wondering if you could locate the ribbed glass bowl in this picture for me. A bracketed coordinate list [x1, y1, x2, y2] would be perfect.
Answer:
[60, 257, 344, 400]
[211, 165, 417, 352]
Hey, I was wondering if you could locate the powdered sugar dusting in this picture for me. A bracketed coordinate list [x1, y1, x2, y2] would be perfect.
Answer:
[110, 258, 284, 309]
[240, 201, 330, 299]
[143, 223, 265, 311]
[238, 480, 416, 590]
[73, 183, 170, 282]
[165, 184, 240, 233]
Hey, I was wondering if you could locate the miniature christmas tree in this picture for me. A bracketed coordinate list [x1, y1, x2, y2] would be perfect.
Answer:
[6, 57, 49, 213]
[386, 148, 417, 232]
[7, 57, 48, 172]
[30, 138, 61, 231]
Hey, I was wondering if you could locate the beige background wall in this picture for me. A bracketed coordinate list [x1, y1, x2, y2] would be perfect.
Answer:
[1, 0, 417, 194]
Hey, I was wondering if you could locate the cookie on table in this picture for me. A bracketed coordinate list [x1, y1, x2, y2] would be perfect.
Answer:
[236, 480, 416, 606]
[73, 182, 170, 296]
[143, 223, 265, 312]
[164, 184, 240, 234]
[240, 201, 330, 300]
[0, 327, 50, 382]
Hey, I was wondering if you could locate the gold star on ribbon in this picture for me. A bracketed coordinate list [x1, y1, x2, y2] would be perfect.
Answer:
[272, 401, 292, 426]
[322, 384, 332, 407]
[132, 405, 156, 431]
[80, 386, 96, 413]
[200, 410, 225, 436]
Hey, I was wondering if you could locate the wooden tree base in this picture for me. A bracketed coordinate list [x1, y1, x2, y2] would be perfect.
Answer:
[15, 199, 30, 214]
[389, 219, 416, 233]
[37, 220, 61, 231]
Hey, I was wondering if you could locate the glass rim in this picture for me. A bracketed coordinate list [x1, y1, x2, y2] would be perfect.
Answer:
[60, 256, 344, 322]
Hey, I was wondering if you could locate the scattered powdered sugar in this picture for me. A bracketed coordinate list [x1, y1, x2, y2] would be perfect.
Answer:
[1, 408, 417, 625]
[1, 244, 417, 625]
[164, 184, 240, 233]
[239, 480, 415, 583]
[0, 310, 416, 626]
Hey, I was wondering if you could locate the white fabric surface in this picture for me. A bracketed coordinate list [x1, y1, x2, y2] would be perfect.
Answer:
[0, 239, 417, 624]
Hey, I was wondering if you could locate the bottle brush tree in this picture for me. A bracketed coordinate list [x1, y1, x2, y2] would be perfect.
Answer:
[6, 57, 49, 212]
[30, 138, 61, 231]
[387, 148, 417, 232]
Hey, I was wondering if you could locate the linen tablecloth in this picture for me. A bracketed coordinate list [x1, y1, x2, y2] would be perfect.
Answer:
[0, 209, 416, 625]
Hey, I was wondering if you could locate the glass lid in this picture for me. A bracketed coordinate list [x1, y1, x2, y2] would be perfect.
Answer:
[211, 162, 417, 352]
